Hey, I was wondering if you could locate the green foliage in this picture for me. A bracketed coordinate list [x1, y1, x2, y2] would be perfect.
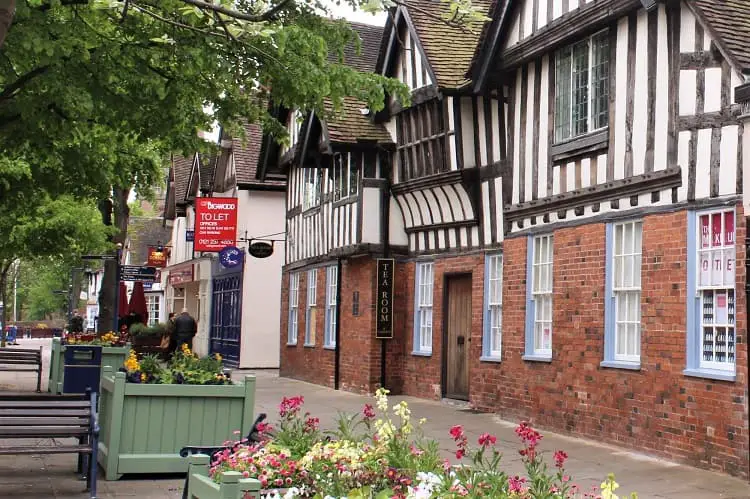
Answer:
[17, 259, 69, 320]
[129, 322, 167, 336]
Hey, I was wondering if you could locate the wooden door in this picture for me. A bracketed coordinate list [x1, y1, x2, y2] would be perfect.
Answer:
[444, 275, 472, 400]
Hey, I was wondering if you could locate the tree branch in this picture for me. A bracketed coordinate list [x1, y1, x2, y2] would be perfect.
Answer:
[0, 66, 49, 102]
[178, 0, 293, 23]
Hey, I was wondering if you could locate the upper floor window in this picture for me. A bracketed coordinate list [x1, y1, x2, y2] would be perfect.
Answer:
[332, 153, 359, 202]
[396, 100, 447, 182]
[302, 168, 320, 210]
[555, 30, 609, 143]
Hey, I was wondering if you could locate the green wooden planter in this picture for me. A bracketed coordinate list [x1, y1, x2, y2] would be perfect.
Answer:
[48, 337, 131, 394]
[187, 454, 261, 499]
[97, 366, 256, 481]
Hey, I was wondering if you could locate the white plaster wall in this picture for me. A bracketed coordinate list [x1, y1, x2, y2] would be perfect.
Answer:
[237, 190, 285, 368]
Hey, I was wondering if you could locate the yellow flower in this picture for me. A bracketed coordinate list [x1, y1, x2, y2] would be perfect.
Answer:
[214, 353, 222, 361]
[140, 373, 147, 382]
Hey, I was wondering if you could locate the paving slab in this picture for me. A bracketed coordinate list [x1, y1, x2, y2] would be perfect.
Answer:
[0, 339, 747, 498]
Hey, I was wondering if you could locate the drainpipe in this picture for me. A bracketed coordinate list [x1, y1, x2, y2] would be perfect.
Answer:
[334, 257, 343, 390]
[380, 150, 392, 390]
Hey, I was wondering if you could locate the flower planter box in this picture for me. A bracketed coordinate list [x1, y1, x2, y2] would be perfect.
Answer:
[130, 335, 166, 357]
[97, 366, 256, 481]
[48, 338, 131, 394]
[187, 454, 261, 499]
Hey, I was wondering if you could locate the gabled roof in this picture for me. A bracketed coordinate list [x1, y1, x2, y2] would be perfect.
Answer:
[377, 0, 492, 90]
[198, 154, 215, 192]
[691, 1, 750, 72]
[233, 121, 286, 188]
[172, 154, 194, 206]
[330, 21, 383, 71]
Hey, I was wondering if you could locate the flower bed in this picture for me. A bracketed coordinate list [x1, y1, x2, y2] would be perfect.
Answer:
[121, 344, 231, 385]
[48, 336, 131, 394]
[187, 390, 637, 499]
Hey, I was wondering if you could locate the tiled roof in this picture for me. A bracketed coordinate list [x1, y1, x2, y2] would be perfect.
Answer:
[692, 1, 750, 71]
[126, 217, 172, 266]
[172, 154, 194, 205]
[403, 0, 492, 89]
[234, 122, 286, 188]
[322, 22, 392, 145]
[198, 154, 215, 192]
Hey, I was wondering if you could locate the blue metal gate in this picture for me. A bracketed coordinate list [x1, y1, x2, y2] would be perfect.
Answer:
[210, 274, 242, 367]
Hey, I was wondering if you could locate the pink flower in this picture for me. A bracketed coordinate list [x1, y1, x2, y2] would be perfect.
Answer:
[554, 450, 568, 468]
[508, 475, 527, 494]
[449, 425, 464, 440]
[304, 416, 320, 433]
[477, 432, 497, 447]
[279, 395, 304, 417]
[363, 403, 375, 420]
[515, 421, 542, 448]
[455, 448, 465, 460]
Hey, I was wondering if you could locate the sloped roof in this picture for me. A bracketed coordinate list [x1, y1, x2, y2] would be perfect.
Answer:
[172, 154, 194, 205]
[321, 22, 392, 145]
[233, 122, 286, 188]
[126, 217, 172, 266]
[692, 1, 750, 71]
[198, 154, 215, 192]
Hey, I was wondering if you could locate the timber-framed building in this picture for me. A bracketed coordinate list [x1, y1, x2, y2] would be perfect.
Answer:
[277, 0, 750, 478]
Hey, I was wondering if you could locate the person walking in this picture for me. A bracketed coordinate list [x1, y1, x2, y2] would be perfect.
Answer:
[68, 310, 84, 334]
[7, 324, 18, 345]
[172, 308, 197, 352]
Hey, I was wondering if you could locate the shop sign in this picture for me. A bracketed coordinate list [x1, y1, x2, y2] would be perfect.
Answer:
[168, 263, 194, 286]
[248, 241, 274, 259]
[194, 197, 238, 252]
[147, 246, 168, 268]
[186, 230, 195, 242]
[376, 258, 394, 339]
[120, 265, 158, 282]
[219, 246, 243, 268]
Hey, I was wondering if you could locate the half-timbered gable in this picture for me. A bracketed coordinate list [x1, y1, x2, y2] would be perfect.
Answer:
[472, 0, 747, 232]
[377, 0, 505, 254]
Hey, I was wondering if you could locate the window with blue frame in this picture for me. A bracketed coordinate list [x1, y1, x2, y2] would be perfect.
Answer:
[413, 262, 434, 354]
[685, 209, 736, 380]
[525, 235, 553, 360]
[288, 273, 299, 345]
[305, 269, 317, 345]
[603, 221, 642, 368]
[324, 265, 338, 348]
[482, 254, 503, 360]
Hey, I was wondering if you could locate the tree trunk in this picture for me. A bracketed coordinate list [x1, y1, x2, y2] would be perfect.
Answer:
[97, 187, 130, 333]
[0, 0, 15, 50]
[0, 260, 11, 347]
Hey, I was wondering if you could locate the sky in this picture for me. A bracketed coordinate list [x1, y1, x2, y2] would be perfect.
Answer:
[328, 2, 387, 26]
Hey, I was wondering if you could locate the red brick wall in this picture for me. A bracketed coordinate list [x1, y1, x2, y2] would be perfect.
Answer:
[472, 206, 748, 477]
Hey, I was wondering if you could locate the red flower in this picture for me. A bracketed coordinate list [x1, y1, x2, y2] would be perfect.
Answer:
[363, 403, 376, 420]
[515, 421, 542, 448]
[554, 450, 568, 468]
[477, 432, 497, 447]
[508, 476, 527, 494]
[279, 395, 304, 417]
[449, 425, 464, 440]
[304, 416, 320, 433]
[455, 448, 465, 460]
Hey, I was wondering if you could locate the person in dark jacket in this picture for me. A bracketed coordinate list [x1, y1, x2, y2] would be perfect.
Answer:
[173, 308, 197, 351]
[68, 310, 84, 334]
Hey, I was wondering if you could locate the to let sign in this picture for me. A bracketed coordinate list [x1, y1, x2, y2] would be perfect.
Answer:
[376, 258, 395, 339]
[194, 198, 238, 252]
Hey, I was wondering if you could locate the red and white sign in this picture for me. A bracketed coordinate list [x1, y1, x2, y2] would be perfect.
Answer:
[194, 198, 238, 252]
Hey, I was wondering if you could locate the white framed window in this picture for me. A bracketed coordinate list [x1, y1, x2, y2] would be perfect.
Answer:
[287, 273, 299, 345]
[145, 294, 161, 326]
[555, 30, 609, 142]
[696, 210, 736, 370]
[413, 262, 434, 354]
[332, 153, 359, 202]
[603, 221, 643, 367]
[324, 265, 338, 348]
[525, 235, 553, 359]
[302, 168, 320, 211]
[482, 254, 503, 360]
[305, 269, 317, 345]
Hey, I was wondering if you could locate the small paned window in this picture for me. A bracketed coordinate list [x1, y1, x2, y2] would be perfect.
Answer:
[288, 273, 300, 345]
[305, 269, 317, 345]
[396, 101, 448, 182]
[332, 153, 360, 202]
[413, 262, 434, 354]
[324, 266, 338, 348]
[483, 254, 503, 359]
[302, 168, 320, 210]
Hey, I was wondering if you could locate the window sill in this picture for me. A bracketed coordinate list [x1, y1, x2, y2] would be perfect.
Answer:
[600, 360, 640, 371]
[412, 350, 432, 357]
[286, 342, 298, 347]
[683, 367, 736, 382]
[550, 128, 608, 163]
[480, 356, 502, 363]
[323, 345, 336, 351]
[522, 354, 552, 363]
[303, 343, 315, 348]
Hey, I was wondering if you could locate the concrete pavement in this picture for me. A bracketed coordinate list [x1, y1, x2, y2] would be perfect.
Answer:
[0, 338, 748, 498]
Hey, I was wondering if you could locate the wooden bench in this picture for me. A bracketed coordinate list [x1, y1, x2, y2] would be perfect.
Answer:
[0, 347, 42, 392]
[0, 390, 99, 498]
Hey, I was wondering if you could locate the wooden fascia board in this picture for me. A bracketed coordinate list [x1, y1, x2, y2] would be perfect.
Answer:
[684, 1, 746, 75]
[380, 9, 404, 78]
[184, 153, 200, 203]
[471, 0, 515, 93]
[400, 7, 439, 86]
[499, 0, 641, 71]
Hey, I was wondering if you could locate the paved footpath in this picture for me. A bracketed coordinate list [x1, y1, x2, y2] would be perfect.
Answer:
[0, 339, 748, 498]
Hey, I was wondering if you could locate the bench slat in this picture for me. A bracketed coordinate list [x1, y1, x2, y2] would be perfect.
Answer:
[0, 446, 92, 455]
[0, 426, 89, 437]
[0, 401, 90, 408]
[0, 409, 90, 416]
[0, 417, 90, 425]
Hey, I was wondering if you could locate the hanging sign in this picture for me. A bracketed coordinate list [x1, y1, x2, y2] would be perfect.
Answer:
[376, 258, 395, 339]
[194, 197, 238, 252]
[120, 265, 158, 282]
[248, 241, 274, 259]
[219, 246, 244, 268]
[147, 247, 168, 268]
